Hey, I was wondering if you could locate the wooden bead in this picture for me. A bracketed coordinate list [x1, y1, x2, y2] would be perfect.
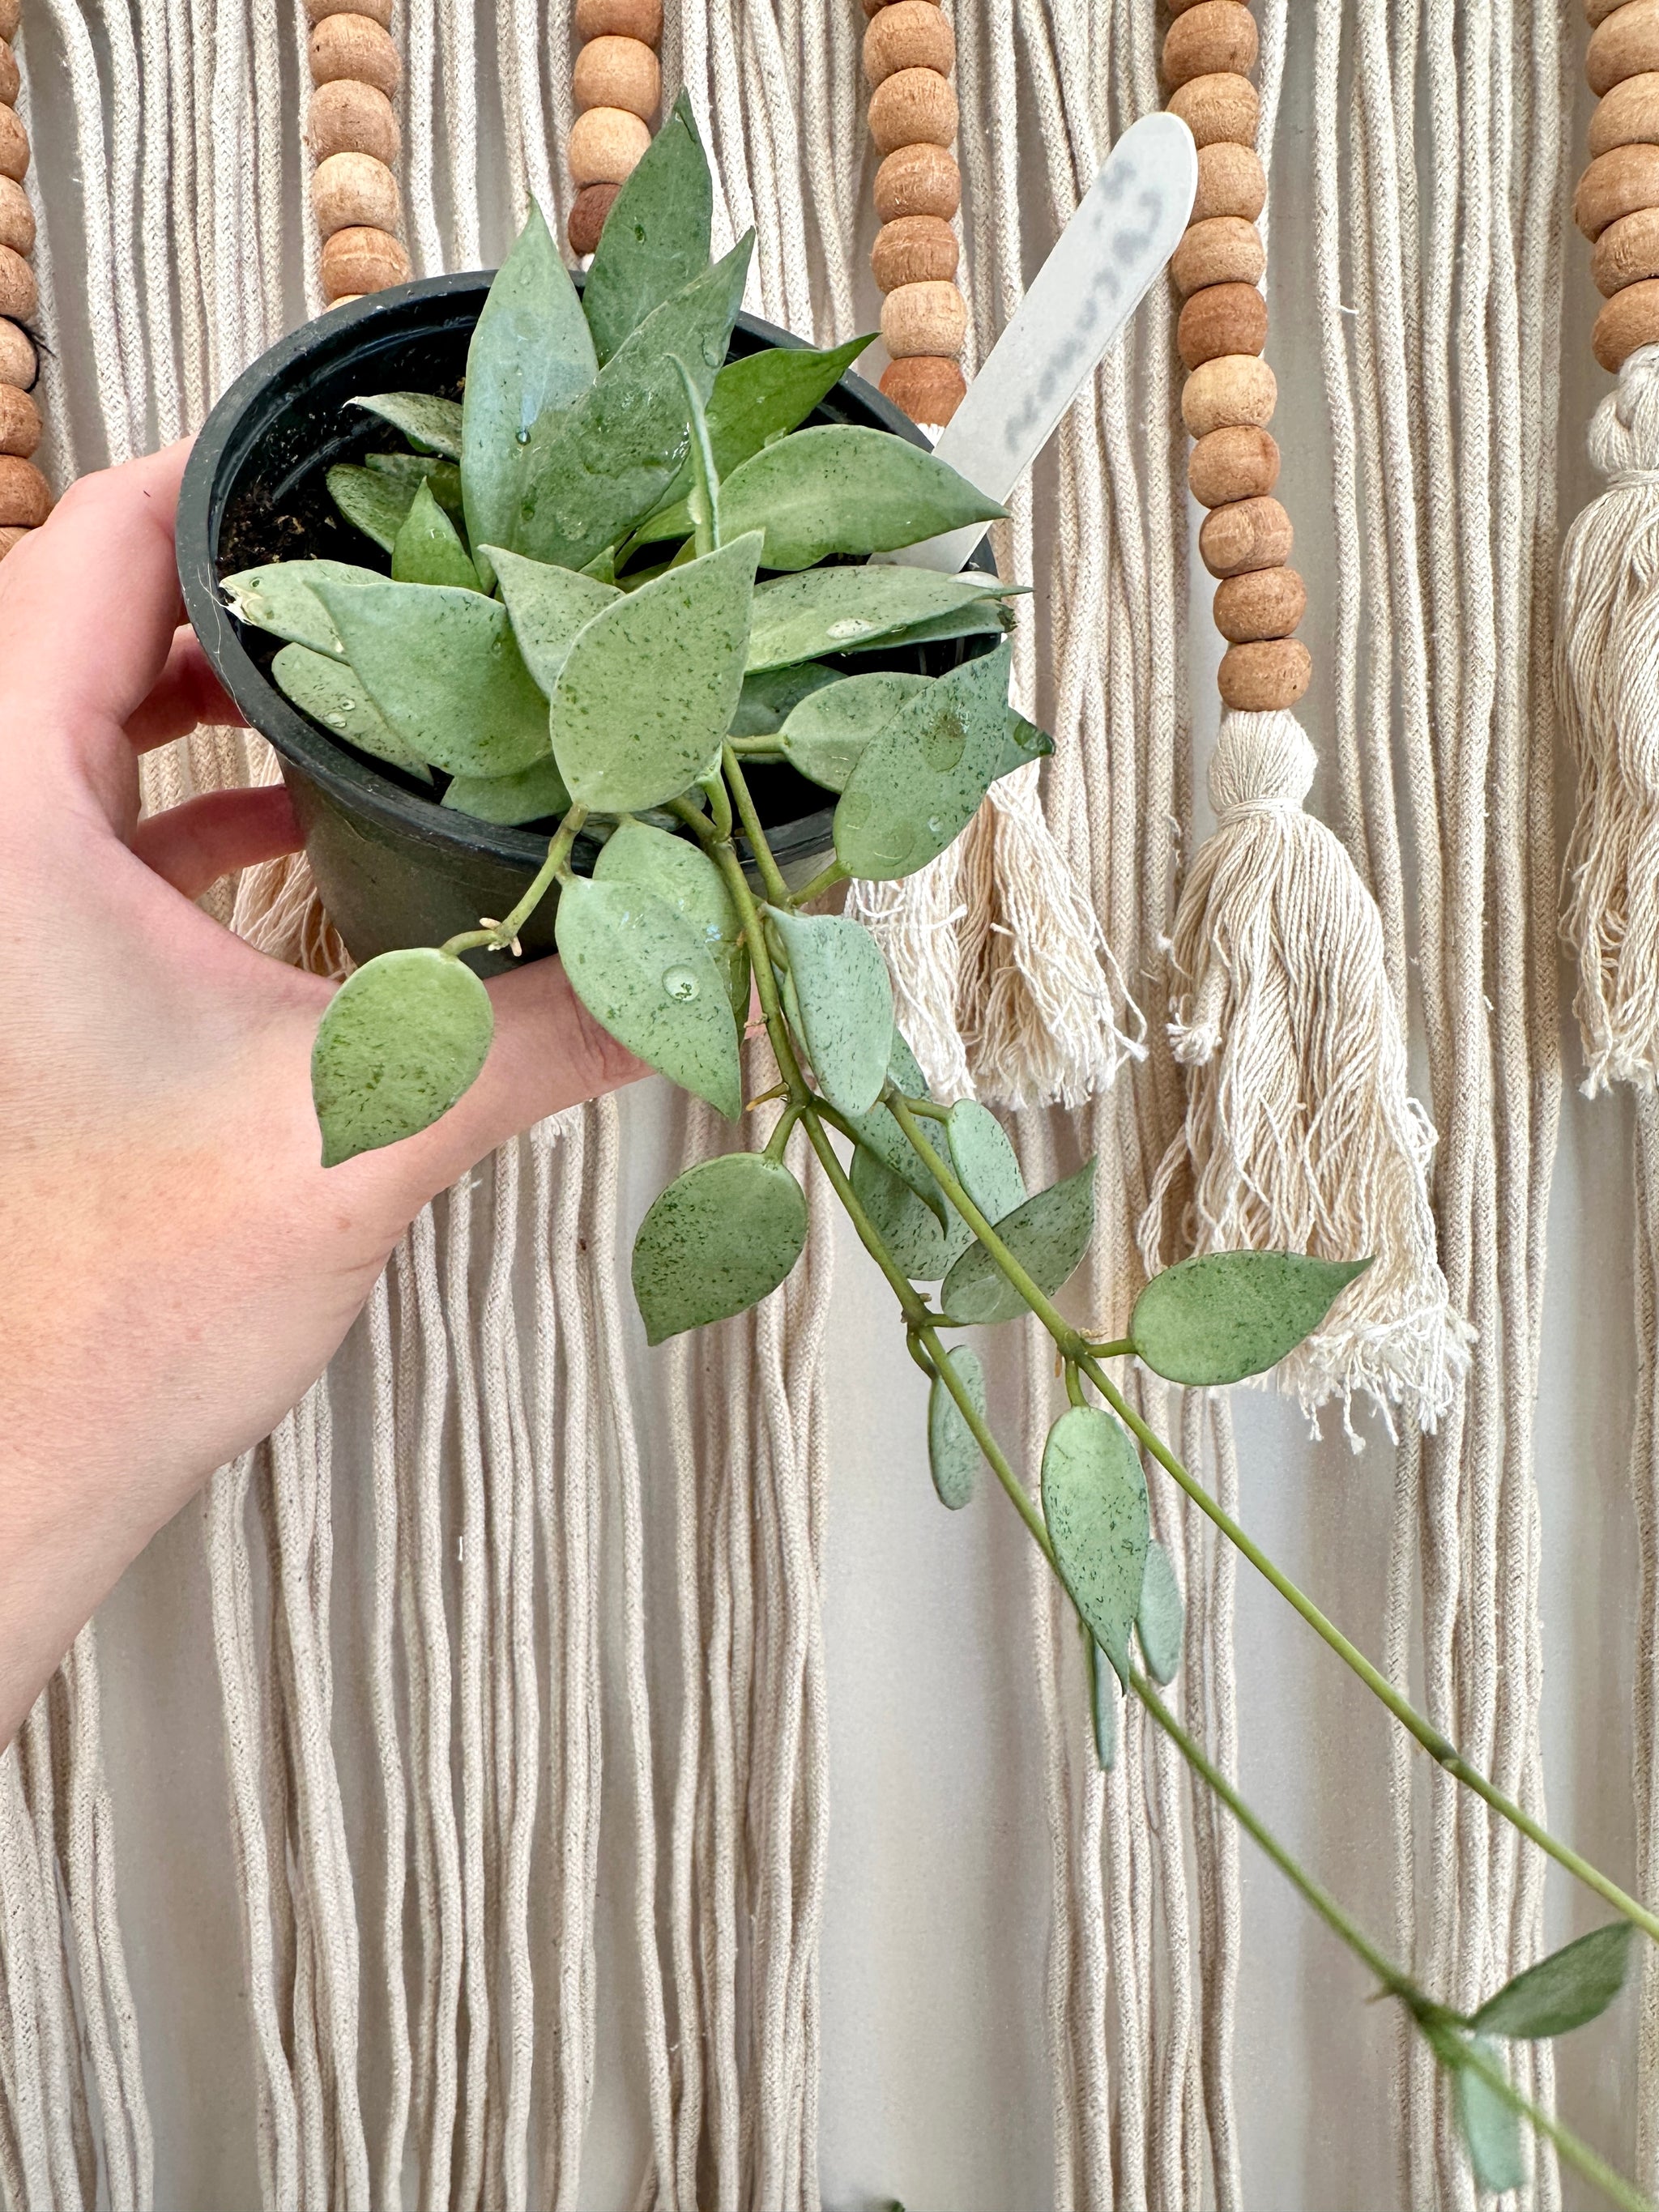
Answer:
[568, 105, 650, 185]
[1183, 352, 1276, 435]
[0, 523, 29, 560]
[1595, 275, 1659, 368]
[0, 103, 27, 183]
[0, 173, 32, 256]
[309, 14, 400, 96]
[307, 79, 400, 167]
[1171, 215, 1264, 296]
[1168, 72, 1260, 149]
[1589, 0, 1659, 97]
[871, 213, 958, 290]
[567, 181, 620, 256]
[1178, 280, 1267, 369]
[1162, 2, 1257, 88]
[311, 150, 399, 238]
[0, 0, 16, 44]
[1213, 565, 1307, 643]
[1193, 139, 1266, 223]
[881, 354, 966, 426]
[1594, 202, 1659, 292]
[304, 0, 391, 23]
[1189, 423, 1279, 506]
[0, 453, 48, 526]
[1576, 143, 1659, 237]
[1218, 638, 1311, 712]
[574, 35, 660, 120]
[0, 315, 32, 387]
[574, 0, 662, 41]
[0, 241, 33, 322]
[873, 142, 959, 221]
[864, 0, 953, 86]
[1199, 494, 1294, 578]
[881, 278, 966, 359]
[319, 223, 411, 300]
[1590, 71, 1659, 155]
[0, 39, 18, 107]
[868, 66, 957, 155]
[0, 379, 38, 456]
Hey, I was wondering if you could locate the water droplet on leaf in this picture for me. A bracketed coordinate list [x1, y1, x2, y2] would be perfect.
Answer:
[514, 427, 531, 445]
[663, 965, 701, 1002]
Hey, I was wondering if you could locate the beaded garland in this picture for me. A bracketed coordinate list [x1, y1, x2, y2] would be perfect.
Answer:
[1166, 0, 1309, 714]
[566, 0, 663, 257]
[861, 0, 966, 428]
[0, 0, 48, 560]
[305, 0, 412, 303]
[1578, 0, 1659, 369]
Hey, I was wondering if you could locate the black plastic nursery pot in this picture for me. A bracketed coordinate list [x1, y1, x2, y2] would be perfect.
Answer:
[177, 271, 994, 969]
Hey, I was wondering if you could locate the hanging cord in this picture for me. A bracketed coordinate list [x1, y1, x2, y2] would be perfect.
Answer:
[565, 0, 662, 255]
[847, 0, 1143, 1114]
[1559, 1, 1659, 2196]
[305, 0, 412, 309]
[0, 0, 49, 554]
[1137, 0, 1468, 1439]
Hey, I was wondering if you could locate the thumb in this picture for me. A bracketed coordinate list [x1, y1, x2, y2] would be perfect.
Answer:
[367, 951, 646, 1208]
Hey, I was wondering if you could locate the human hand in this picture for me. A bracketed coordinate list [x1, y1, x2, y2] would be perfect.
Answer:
[0, 442, 642, 1741]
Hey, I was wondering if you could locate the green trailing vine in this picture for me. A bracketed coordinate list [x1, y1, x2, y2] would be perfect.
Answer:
[218, 104, 1653, 2204]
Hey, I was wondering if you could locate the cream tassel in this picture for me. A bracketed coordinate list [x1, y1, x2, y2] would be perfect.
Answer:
[847, 757, 1143, 1109]
[958, 760, 1145, 1110]
[1559, 344, 1659, 1095]
[846, 850, 975, 1102]
[1140, 712, 1470, 1436]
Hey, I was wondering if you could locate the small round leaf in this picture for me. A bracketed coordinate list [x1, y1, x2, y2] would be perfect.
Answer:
[598, 820, 748, 1020]
[1041, 1405, 1149, 1687]
[945, 1100, 1026, 1225]
[555, 874, 742, 1119]
[767, 907, 893, 1116]
[1468, 1924, 1635, 2041]
[1455, 2039, 1526, 2196]
[779, 671, 931, 793]
[632, 1152, 808, 1345]
[849, 1144, 970, 1282]
[273, 643, 431, 781]
[939, 1159, 1097, 1327]
[927, 1346, 987, 1510]
[1129, 1251, 1373, 1387]
[834, 642, 1013, 882]
[312, 948, 493, 1167]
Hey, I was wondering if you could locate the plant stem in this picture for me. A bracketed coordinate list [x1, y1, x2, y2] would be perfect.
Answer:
[713, 753, 1654, 2206]
[885, 1093, 1659, 1948]
[441, 802, 589, 959]
[1133, 1672, 1653, 2212]
[723, 744, 795, 909]
[791, 860, 850, 907]
[1453, 2037, 1652, 2212]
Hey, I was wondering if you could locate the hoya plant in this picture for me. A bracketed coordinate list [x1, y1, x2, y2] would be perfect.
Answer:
[220, 106, 1654, 2209]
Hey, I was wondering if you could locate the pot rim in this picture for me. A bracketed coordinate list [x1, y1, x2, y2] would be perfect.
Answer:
[176, 271, 970, 872]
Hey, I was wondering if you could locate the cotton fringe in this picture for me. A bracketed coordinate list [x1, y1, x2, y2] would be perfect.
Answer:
[1559, 347, 1659, 1094]
[1141, 712, 1470, 1435]
[1309, 0, 1567, 2199]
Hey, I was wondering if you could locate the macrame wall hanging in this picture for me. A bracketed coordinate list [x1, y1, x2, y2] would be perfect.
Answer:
[0, 2, 1582, 2210]
[1558, 0, 1659, 2193]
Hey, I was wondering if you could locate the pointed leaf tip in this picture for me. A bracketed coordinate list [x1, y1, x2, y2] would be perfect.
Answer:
[1129, 1250, 1373, 1387]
